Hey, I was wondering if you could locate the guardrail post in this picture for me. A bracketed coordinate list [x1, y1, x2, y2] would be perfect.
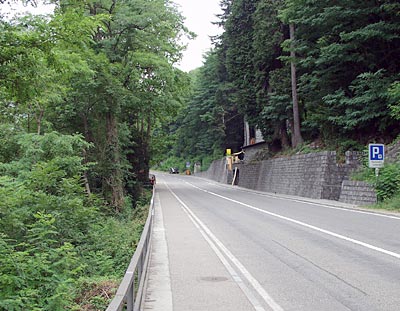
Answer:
[127, 283, 134, 311]
[138, 253, 142, 282]
[106, 186, 156, 311]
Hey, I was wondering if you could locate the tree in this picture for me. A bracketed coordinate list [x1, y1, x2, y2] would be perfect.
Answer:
[51, 0, 190, 208]
[280, 0, 400, 143]
[252, 0, 292, 149]
[224, 0, 260, 127]
[289, 23, 303, 147]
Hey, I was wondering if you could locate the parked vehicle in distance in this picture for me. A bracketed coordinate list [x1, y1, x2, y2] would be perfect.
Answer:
[169, 167, 179, 174]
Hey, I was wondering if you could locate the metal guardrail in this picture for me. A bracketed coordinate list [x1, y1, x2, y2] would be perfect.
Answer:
[106, 186, 155, 311]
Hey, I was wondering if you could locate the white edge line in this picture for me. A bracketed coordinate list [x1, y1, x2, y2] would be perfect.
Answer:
[164, 182, 283, 311]
[193, 177, 400, 221]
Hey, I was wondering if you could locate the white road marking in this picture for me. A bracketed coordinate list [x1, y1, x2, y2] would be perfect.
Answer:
[186, 181, 400, 260]
[143, 193, 173, 311]
[165, 182, 284, 311]
[199, 178, 400, 221]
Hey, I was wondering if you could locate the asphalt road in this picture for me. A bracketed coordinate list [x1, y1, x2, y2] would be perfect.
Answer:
[143, 173, 400, 311]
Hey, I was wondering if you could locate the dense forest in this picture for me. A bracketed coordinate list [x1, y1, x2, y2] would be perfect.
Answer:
[159, 0, 400, 171]
[0, 0, 190, 309]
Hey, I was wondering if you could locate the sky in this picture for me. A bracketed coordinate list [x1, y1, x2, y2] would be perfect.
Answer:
[1, 0, 222, 72]
[173, 0, 223, 72]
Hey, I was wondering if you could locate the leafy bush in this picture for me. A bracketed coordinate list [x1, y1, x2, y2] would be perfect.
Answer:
[0, 124, 21, 163]
[375, 163, 400, 201]
[0, 214, 83, 310]
[0, 132, 150, 310]
[389, 81, 400, 119]
[352, 160, 400, 203]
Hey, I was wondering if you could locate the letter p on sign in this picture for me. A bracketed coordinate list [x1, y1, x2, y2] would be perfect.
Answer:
[372, 147, 382, 159]
[369, 144, 384, 168]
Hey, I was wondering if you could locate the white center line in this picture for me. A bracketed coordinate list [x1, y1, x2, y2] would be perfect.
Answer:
[198, 178, 400, 221]
[165, 182, 284, 311]
[186, 181, 400, 260]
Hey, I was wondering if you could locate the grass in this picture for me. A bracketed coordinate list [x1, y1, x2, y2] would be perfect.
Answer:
[371, 193, 400, 212]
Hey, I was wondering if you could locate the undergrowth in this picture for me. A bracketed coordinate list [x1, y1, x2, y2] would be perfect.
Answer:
[0, 132, 151, 311]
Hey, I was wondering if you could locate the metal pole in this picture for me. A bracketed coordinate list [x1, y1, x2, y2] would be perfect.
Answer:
[127, 283, 134, 311]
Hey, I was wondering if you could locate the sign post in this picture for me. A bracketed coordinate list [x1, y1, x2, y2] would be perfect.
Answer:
[368, 144, 384, 177]
[226, 149, 232, 171]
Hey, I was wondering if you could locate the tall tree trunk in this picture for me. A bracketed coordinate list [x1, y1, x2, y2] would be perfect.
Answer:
[36, 108, 44, 135]
[82, 114, 92, 196]
[290, 24, 303, 148]
[143, 114, 152, 178]
[105, 111, 124, 212]
[27, 113, 31, 133]
[280, 122, 290, 150]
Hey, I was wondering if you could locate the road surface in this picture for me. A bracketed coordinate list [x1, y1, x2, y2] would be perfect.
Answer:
[143, 173, 400, 311]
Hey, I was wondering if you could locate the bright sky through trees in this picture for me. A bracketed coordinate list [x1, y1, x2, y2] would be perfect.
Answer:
[1, 0, 222, 72]
[173, 0, 222, 72]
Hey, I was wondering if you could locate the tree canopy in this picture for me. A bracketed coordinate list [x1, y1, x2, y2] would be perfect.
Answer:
[0, 0, 191, 308]
[162, 0, 400, 166]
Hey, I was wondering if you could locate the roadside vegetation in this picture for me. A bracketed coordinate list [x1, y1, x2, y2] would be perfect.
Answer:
[0, 130, 152, 310]
[1, 0, 188, 309]
[353, 161, 400, 211]
[350, 139, 400, 210]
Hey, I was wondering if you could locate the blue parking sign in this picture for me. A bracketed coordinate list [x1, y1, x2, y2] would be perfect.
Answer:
[369, 144, 384, 168]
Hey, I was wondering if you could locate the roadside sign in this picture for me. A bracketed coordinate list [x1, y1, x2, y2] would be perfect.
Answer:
[368, 144, 384, 168]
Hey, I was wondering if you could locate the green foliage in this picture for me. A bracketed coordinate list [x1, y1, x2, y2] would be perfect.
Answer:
[374, 192, 400, 211]
[0, 124, 21, 163]
[155, 50, 243, 168]
[1, 0, 187, 308]
[157, 0, 400, 166]
[225, 0, 259, 126]
[323, 71, 397, 136]
[352, 151, 400, 202]
[1, 0, 190, 208]
[258, 66, 292, 146]
[282, 0, 400, 143]
[389, 81, 400, 119]
[375, 163, 400, 201]
[156, 156, 187, 172]
[0, 131, 150, 310]
[252, 0, 293, 148]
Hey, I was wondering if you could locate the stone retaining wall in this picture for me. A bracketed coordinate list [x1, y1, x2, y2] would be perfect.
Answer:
[233, 152, 337, 199]
[339, 181, 377, 205]
[387, 140, 400, 163]
[195, 158, 228, 183]
[196, 151, 378, 204]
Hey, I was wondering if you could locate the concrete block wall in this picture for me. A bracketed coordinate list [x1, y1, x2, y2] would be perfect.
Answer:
[234, 162, 262, 190]
[386, 140, 400, 163]
[322, 152, 359, 200]
[199, 151, 376, 203]
[339, 181, 377, 205]
[195, 158, 228, 183]
[233, 152, 333, 199]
